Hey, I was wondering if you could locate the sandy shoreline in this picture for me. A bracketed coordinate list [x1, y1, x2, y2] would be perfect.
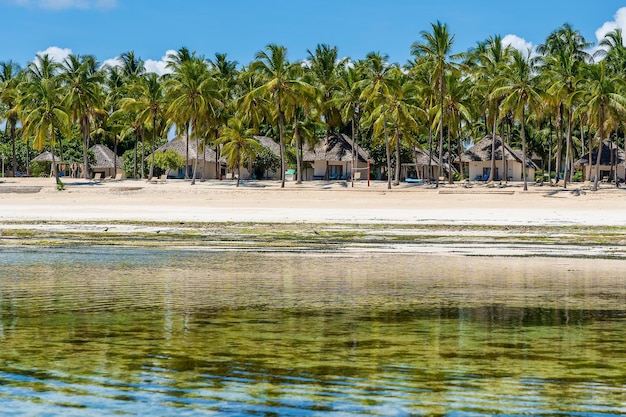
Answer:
[1, 177, 626, 226]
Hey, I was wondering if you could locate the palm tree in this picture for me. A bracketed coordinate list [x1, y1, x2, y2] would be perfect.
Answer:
[247, 44, 312, 188]
[18, 75, 71, 184]
[0, 61, 22, 176]
[61, 54, 105, 180]
[331, 64, 364, 187]
[575, 61, 626, 191]
[538, 23, 591, 188]
[494, 49, 543, 191]
[166, 55, 220, 185]
[121, 72, 168, 180]
[216, 117, 262, 186]
[466, 35, 512, 183]
[306, 44, 344, 133]
[412, 21, 457, 187]
[357, 52, 399, 189]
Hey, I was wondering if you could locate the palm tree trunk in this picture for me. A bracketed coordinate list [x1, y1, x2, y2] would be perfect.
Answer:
[149, 113, 156, 180]
[563, 112, 572, 189]
[521, 108, 528, 192]
[394, 127, 401, 186]
[82, 118, 91, 180]
[351, 117, 356, 188]
[10, 120, 17, 176]
[51, 127, 59, 184]
[424, 123, 433, 180]
[488, 115, 496, 183]
[191, 119, 198, 185]
[140, 127, 146, 180]
[382, 100, 392, 190]
[548, 118, 553, 184]
[446, 120, 452, 184]
[294, 117, 302, 185]
[113, 135, 118, 178]
[185, 124, 190, 180]
[278, 106, 286, 189]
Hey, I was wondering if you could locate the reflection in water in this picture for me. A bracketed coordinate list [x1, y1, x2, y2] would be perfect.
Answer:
[0, 247, 625, 416]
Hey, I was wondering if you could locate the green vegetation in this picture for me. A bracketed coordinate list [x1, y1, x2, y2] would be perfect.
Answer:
[1, 23, 626, 188]
[1, 222, 626, 259]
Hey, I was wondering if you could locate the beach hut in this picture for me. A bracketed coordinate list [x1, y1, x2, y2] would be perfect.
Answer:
[458, 135, 537, 182]
[302, 133, 369, 180]
[149, 136, 225, 179]
[574, 140, 626, 183]
[252, 136, 282, 179]
[90, 144, 123, 178]
[401, 148, 456, 181]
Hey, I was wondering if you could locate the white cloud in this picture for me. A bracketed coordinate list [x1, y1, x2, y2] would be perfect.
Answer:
[101, 56, 123, 69]
[100, 50, 175, 76]
[502, 34, 534, 57]
[34, 46, 72, 63]
[145, 50, 175, 76]
[595, 7, 626, 44]
[6, 0, 117, 9]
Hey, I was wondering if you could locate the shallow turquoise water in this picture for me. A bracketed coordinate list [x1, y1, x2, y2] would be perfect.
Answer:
[0, 247, 625, 416]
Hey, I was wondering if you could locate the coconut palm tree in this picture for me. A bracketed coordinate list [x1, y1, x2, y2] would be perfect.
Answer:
[538, 23, 591, 188]
[331, 64, 364, 187]
[216, 117, 262, 186]
[411, 21, 457, 187]
[494, 49, 543, 191]
[575, 61, 626, 191]
[166, 55, 220, 185]
[465, 35, 512, 183]
[306, 44, 344, 133]
[0, 61, 22, 176]
[246, 44, 312, 188]
[357, 52, 400, 189]
[121, 72, 168, 180]
[61, 54, 105, 180]
[18, 74, 71, 184]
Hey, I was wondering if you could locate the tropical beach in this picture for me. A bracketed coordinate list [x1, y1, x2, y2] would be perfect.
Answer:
[1, 176, 626, 225]
[2, 1, 626, 415]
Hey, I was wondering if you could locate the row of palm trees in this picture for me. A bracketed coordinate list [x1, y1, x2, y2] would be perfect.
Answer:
[2, 22, 626, 191]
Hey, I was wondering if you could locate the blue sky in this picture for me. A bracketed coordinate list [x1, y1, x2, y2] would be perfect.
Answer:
[1, 0, 625, 73]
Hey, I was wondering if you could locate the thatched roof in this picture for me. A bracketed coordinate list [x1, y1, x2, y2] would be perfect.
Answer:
[254, 136, 281, 157]
[31, 151, 63, 163]
[151, 136, 222, 162]
[90, 144, 122, 169]
[574, 140, 626, 166]
[459, 135, 538, 169]
[302, 133, 370, 162]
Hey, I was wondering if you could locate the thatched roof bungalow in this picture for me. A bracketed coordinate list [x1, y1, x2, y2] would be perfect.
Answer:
[458, 135, 538, 182]
[90, 144, 123, 178]
[302, 133, 369, 180]
[150, 136, 224, 179]
[574, 140, 626, 182]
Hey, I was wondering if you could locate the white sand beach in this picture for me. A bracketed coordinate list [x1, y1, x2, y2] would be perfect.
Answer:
[1, 177, 625, 226]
